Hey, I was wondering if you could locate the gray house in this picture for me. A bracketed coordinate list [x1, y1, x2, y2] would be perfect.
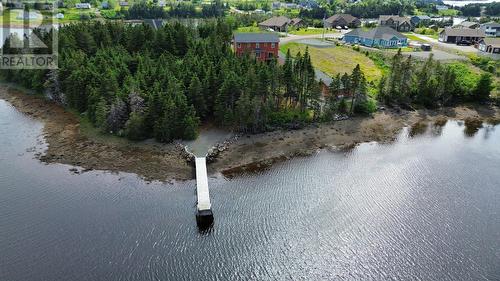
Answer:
[379, 15, 414, 32]
[478, 38, 500, 54]
[454, 21, 480, 29]
[258, 16, 291, 32]
[439, 28, 485, 44]
[480, 22, 500, 37]
[324, 14, 361, 28]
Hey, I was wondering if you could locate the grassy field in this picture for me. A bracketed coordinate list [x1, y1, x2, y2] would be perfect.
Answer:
[281, 43, 383, 82]
[289, 27, 332, 35]
[235, 26, 263, 33]
[403, 33, 429, 43]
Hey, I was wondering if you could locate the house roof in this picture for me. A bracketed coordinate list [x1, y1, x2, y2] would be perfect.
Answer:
[481, 37, 500, 47]
[259, 16, 290, 28]
[411, 15, 431, 20]
[379, 15, 409, 22]
[233, 33, 280, 43]
[345, 26, 407, 41]
[441, 27, 485, 37]
[456, 21, 479, 28]
[482, 21, 500, 28]
[325, 14, 358, 24]
[290, 18, 303, 24]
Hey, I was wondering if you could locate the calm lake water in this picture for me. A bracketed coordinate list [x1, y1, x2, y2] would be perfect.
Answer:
[443, 0, 498, 7]
[0, 99, 499, 281]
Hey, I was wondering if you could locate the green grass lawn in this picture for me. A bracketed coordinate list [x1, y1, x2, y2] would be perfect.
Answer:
[1, 9, 46, 26]
[235, 26, 263, 33]
[403, 33, 429, 43]
[289, 27, 333, 35]
[281, 43, 383, 82]
[56, 8, 98, 23]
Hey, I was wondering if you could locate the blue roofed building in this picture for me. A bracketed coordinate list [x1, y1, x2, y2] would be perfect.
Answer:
[343, 26, 408, 48]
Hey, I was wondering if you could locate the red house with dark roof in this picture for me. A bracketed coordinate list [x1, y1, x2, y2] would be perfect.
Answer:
[233, 33, 280, 62]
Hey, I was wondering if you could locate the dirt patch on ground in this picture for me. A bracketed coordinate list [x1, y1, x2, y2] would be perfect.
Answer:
[211, 105, 500, 177]
[0, 85, 193, 181]
[1, 84, 499, 181]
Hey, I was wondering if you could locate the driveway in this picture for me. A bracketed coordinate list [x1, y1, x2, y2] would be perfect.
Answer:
[405, 49, 466, 61]
[409, 33, 479, 54]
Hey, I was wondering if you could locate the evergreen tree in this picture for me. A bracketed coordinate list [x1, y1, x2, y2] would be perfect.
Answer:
[474, 73, 493, 101]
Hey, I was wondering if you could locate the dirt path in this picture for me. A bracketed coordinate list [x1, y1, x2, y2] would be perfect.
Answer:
[211, 106, 500, 177]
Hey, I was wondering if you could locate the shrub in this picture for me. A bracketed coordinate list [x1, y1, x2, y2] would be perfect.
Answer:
[124, 112, 147, 141]
[355, 98, 377, 114]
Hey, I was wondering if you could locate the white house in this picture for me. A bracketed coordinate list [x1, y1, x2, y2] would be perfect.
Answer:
[478, 38, 500, 54]
[480, 22, 500, 37]
[75, 3, 92, 9]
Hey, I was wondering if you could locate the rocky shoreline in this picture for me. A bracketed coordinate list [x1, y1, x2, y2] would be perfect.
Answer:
[1, 84, 499, 182]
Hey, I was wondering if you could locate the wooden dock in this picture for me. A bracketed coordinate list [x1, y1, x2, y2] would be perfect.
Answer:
[195, 157, 213, 227]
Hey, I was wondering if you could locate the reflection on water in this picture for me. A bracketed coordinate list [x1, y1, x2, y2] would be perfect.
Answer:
[1, 99, 499, 281]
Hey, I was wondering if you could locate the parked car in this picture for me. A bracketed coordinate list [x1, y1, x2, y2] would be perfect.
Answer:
[421, 44, 432, 51]
[456, 40, 471, 46]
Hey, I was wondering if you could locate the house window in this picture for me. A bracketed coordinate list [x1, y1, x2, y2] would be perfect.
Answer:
[237, 43, 241, 48]
[256, 43, 260, 48]
[271, 43, 275, 48]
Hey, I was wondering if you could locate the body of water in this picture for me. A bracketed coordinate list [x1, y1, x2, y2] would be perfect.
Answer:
[443, 0, 499, 6]
[0, 99, 499, 280]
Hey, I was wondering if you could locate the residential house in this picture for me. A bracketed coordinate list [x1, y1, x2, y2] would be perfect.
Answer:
[436, 5, 448, 11]
[75, 3, 91, 9]
[343, 26, 408, 48]
[272, 2, 281, 9]
[283, 3, 298, 9]
[439, 28, 485, 44]
[480, 22, 500, 37]
[259, 16, 291, 32]
[324, 14, 361, 28]
[290, 18, 305, 27]
[119, 1, 129, 7]
[379, 15, 414, 32]
[410, 15, 431, 26]
[233, 33, 280, 61]
[299, 0, 319, 9]
[454, 21, 480, 29]
[478, 38, 500, 54]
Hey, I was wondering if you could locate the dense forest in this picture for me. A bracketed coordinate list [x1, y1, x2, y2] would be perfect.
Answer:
[1, 20, 324, 142]
[377, 50, 493, 108]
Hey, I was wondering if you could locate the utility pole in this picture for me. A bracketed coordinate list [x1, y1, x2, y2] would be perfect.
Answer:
[322, 13, 326, 41]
